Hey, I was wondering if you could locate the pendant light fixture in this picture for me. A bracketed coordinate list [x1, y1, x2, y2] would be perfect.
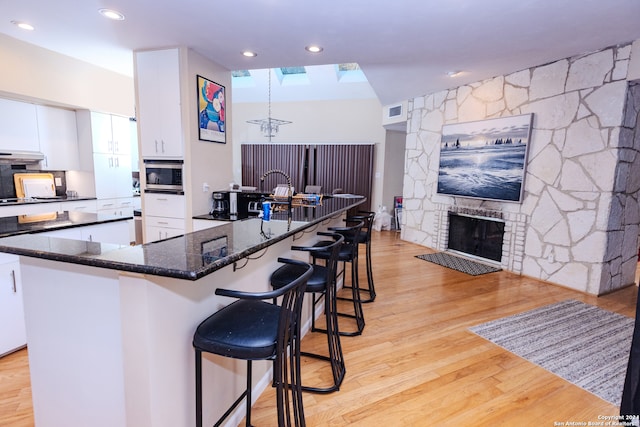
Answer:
[247, 68, 292, 142]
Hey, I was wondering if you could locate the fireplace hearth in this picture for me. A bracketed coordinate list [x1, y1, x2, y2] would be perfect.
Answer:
[447, 212, 505, 262]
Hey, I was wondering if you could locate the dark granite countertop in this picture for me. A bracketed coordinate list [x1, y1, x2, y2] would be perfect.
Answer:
[0, 210, 131, 238]
[0, 196, 365, 281]
[0, 196, 97, 206]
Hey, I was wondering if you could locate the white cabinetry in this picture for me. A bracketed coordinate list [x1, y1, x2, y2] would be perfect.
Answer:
[97, 198, 135, 217]
[77, 110, 133, 200]
[0, 254, 26, 357]
[40, 221, 130, 245]
[193, 219, 227, 231]
[62, 199, 97, 213]
[144, 193, 185, 242]
[136, 49, 183, 158]
[36, 105, 80, 170]
[0, 98, 39, 152]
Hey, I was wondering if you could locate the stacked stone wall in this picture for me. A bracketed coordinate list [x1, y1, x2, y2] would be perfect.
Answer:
[403, 43, 639, 294]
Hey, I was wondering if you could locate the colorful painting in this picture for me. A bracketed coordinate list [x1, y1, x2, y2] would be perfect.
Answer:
[197, 75, 225, 143]
[437, 114, 533, 202]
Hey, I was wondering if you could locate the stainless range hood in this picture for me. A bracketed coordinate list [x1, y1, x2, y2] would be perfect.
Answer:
[0, 150, 45, 164]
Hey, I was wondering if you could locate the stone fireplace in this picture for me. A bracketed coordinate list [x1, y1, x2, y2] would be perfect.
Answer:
[447, 212, 505, 263]
[434, 204, 527, 273]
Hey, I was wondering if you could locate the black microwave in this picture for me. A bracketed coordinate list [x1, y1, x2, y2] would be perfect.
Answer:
[143, 159, 184, 193]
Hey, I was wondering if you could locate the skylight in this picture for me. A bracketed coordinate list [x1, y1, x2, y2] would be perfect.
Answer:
[279, 66, 306, 75]
[232, 70, 251, 78]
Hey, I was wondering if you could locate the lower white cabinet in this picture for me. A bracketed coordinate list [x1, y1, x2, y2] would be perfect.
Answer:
[192, 219, 228, 231]
[145, 216, 185, 242]
[0, 254, 26, 357]
[97, 198, 135, 217]
[143, 193, 185, 243]
[62, 200, 97, 213]
[40, 221, 131, 245]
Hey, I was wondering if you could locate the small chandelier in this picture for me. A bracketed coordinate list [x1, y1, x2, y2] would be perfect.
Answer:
[247, 68, 292, 141]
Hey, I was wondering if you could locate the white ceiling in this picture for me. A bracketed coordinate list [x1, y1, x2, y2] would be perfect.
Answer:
[1, 0, 640, 106]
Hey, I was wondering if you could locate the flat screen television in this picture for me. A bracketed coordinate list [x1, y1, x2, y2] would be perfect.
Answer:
[436, 114, 533, 203]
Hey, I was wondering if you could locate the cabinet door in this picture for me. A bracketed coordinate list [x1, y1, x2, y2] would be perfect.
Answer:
[0, 98, 39, 152]
[81, 221, 131, 245]
[90, 112, 114, 154]
[93, 154, 132, 199]
[0, 258, 27, 356]
[145, 224, 184, 243]
[136, 49, 183, 158]
[193, 219, 227, 231]
[110, 115, 131, 156]
[37, 105, 80, 170]
[62, 200, 97, 213]
[144, 193, 185, 218]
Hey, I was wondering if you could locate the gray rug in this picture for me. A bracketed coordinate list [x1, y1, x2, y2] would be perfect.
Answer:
[415, 252, 501, 276]
[469, 299, 634, 406]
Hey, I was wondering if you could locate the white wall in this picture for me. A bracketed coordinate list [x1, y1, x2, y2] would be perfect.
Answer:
[183, 49, 234, 218]
[382, 130, 406, 212]
[231, 98, 387, 208]
[0, 33, 134, 116]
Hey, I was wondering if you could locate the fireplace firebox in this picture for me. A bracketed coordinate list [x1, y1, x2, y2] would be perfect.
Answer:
[447, 212, 504, 262]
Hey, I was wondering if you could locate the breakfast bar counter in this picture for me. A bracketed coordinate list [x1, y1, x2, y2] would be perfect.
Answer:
[0, 195, 364, 427]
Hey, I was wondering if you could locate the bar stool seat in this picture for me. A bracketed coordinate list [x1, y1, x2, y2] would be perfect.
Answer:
[193, 257, 313, 427]
[271, 232, 345, 394]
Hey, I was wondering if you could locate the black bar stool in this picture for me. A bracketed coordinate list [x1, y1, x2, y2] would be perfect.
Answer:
[313, 220, 365, 336]
[271, 232, 345, 393]
[193, 258, 313, 427]
[344, 211, 376, 303]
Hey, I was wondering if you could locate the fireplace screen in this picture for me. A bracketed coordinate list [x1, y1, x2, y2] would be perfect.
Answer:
[447, 212, 505, 262]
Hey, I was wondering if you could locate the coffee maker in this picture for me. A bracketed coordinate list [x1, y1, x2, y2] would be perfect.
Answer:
[210, 192, 229, 217]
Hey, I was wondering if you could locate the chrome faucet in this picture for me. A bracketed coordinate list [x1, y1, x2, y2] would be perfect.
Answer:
[259, 169, 292, 198]
[259, 169, 293, 217]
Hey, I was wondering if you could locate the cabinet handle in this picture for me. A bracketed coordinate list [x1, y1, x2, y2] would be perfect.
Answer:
[115, 157, 120, 168]
[155, 140, 158, 152]
[161, 140, 165, 153]
[158, 221, 169, 225]
[157, 198, 168, 201]
[11, 269, 16, 293]
[114, 140, 119, 152]
[102, 203, 115, 207]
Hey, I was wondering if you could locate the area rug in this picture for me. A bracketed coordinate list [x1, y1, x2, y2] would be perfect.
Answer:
[415, 252, 501, 276]
[469, 299, 634, 406]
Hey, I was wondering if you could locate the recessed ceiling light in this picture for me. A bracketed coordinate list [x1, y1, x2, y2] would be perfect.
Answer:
[447, 71, 463, 77]
[11, 20, 34, 31]
[242, 51, 257, 58]
[99, 8, 125, 21]
[305, 45, 323, 54]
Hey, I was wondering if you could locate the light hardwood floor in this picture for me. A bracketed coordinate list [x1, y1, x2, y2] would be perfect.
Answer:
[1, 231, 637, 426]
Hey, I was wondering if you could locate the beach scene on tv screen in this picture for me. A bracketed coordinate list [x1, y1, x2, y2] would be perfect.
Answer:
[437, 114, 532, 202]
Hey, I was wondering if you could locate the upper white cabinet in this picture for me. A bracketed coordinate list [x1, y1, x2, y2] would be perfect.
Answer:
[88, 112, 131, 156]
[0, 98, 40, 152]
[135, 49, 183, 158]
[36, 105, 80, 170]
[77, 110, 133, 199]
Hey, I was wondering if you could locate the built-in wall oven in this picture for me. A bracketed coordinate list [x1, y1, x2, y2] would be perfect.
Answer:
[143, 159, 184, 194]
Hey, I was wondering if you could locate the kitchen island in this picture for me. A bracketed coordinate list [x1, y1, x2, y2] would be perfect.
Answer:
[0, 195, 365, 427]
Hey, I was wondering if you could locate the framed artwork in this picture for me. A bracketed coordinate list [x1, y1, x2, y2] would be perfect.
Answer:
[202, 236, 228, 266]
[437, 113, 533, 203]
[197, 75, 226, 143]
